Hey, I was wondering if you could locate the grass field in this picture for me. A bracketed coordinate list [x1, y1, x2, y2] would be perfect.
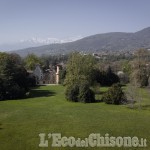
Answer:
[0, 85, 150, 150]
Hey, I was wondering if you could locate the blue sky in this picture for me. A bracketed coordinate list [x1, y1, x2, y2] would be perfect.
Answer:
[0, 0, 150, 44]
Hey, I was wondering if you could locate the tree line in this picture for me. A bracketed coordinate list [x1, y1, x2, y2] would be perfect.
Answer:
[0, 48, 150, 103]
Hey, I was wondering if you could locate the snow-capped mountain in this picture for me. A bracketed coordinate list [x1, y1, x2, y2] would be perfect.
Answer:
[10, 27, 150, 57]
[0, 36, 83, 51]
[20, 36, 83, 44]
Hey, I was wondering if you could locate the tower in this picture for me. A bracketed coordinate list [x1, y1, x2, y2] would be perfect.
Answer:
[56, 65, 60, 84]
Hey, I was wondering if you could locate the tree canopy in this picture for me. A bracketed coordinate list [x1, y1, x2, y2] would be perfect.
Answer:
[64, 52, 96, 86]
[0, 52, 30, 100]
[24, 53, 42, 70]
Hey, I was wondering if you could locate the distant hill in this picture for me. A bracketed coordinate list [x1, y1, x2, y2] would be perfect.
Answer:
[11, 27, 150, 57]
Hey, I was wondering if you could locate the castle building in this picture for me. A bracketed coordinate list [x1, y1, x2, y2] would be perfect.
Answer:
[31, 64, 60, 84]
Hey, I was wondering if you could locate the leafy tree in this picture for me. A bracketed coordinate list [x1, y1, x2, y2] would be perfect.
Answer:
[9, 53, 23, 65]
[132, 69, 149, 87]
[94, 66, 120, 86]
[0, 52, 30, 100]
[122, 60, 132, 76]
[24, 53, 42, 70]
[64, 52, 96, 86]
[65, 52, 96, 103]
[130, 49, 150, 87]
[40, 54, 69, 69]
[105, 66, 120, 86]
[125, 84, 143, 109]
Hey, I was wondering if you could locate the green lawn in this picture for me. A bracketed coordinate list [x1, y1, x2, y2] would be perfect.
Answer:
[0, 85, 150, 150]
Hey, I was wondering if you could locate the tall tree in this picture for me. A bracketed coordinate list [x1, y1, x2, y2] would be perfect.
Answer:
[64, 52, 96, 86]
[0, 52, 29, 100]
[24, 53, 41, 70]
[131, 49, 150, 87]
[64, 52, 96, 103]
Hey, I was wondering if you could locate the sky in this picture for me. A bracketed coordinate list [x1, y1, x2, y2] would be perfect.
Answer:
[0, 0, 150, 44]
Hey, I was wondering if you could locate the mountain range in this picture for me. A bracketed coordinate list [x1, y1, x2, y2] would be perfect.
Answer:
[10, 27, 150, 57]
[0, 36, 83, 51]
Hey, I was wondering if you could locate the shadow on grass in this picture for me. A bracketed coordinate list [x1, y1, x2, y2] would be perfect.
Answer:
[142, 105, 150, 109]
[0, 86, 56, 101]
[27, 89, 56, 98]
[94, 100, 103, 103]
[127, 104, 150, 110]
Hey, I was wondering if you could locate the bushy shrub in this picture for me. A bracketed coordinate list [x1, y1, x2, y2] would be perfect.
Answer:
[27, 76, 36, 87]
[65, 84, 79, 102]
[78, 82, 95, 103]
[65, 82, 95, 103]
[101, 83, 126, 105]
[7, 84, 26, 99]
